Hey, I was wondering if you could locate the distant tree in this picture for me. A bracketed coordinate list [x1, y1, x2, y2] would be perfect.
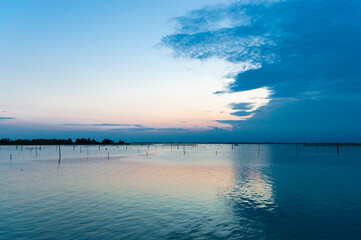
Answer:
[102, 139, 114, 144]
[0, 138, 126, 145]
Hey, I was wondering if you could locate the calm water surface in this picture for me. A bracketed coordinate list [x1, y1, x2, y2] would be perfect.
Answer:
[0, 144, 360, 239]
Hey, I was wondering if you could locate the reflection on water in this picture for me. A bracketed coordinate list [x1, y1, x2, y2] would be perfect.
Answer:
[0, 144, 361, 239]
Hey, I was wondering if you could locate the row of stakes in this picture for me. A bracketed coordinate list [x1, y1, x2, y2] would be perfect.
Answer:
[6, 143, 343, 163]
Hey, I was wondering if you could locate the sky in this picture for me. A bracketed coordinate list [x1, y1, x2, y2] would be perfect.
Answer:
[0, 0, 360, 142]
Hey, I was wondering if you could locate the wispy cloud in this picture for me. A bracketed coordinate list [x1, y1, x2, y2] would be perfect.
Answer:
[64, 123, 145, 127]
[0, 117, 15, 121]
[162, 2, 276, 65]
[108, 127, 190, 132]
[64, 123, 192, 133]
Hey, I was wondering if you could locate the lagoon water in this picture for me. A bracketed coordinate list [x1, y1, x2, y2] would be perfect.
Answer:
[0, 144, 361, 239]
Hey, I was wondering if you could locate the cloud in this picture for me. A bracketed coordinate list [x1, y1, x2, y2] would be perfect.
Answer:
[177, 121, 187, 123]
[64, 123, 192, 133]
[229, 102, 254, 111]
[64, 123, 145, 127]
[162, 1, 277, 65]
[230, 111, 254, 117]
[108, 127, 190, 132]
[161, 0, 361, 137]
[216, 96, 361, 142]
[162, 0, 361, 97]
[0, 117, 15, 121]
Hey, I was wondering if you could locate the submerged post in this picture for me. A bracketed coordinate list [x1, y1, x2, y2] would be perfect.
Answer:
[337, 145, 340, 156]
[58, 145, 61, 164]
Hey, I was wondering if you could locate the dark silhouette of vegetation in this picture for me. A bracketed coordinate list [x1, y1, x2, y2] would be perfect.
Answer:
[0, 138, 126, 145]
[102, 139, 114, 144]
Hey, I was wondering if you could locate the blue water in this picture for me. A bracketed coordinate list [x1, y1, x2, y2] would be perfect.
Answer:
[0, 144, 360, 239]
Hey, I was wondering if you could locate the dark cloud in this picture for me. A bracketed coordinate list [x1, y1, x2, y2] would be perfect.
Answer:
[229, 102, 254, 111]
[162, 0, 361, 98]
[217, 96, 361, 142]
[0, 117, 15, 121]
[230, 111, 253, 117]
[161, 0, 361, 141]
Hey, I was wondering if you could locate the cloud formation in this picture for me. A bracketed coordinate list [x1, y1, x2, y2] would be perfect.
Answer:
[162, 0, 361, 98]
[0, 117, 15, 121]
[64, 123, 145, 127]
[63, 123, 192, 133]
[108, 127, 190, 132]
[161, 0, 361, 137]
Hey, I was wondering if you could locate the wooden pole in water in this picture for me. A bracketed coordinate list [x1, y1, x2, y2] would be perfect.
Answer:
[337, 145, 340, 156]
[107, 151, 110, 159]
[58, 145, 61, 164]
[10, 153, 12, 161]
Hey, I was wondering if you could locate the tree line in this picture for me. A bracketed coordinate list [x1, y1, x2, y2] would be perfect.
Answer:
[0, 138, 126, 145]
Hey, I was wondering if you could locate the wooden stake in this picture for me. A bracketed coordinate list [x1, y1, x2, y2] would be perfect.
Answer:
[58, 145, 61, 164]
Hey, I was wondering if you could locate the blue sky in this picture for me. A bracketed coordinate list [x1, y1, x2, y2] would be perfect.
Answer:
[1, 0, 360, 142]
